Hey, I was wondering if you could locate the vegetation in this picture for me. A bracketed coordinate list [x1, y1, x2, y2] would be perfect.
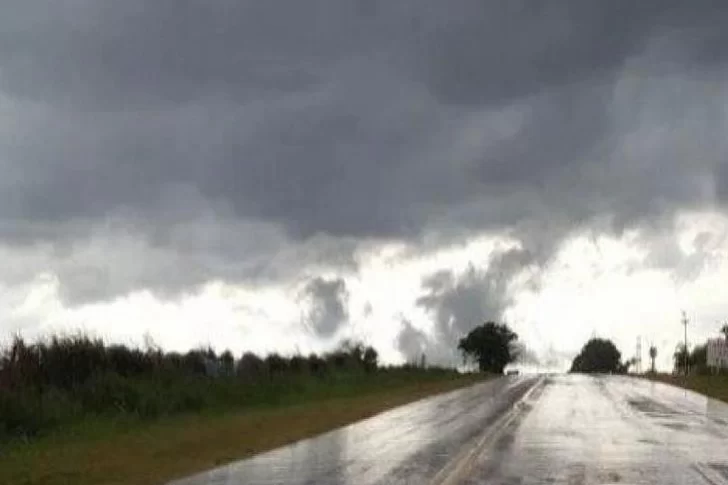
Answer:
[457, 321, 518, 373]
[0, 369, 486, 485]
[673, 343, 709, 375]
[570, 338, 630, 374]
[646, 374, 728, 404]
[644, 323, 728, 404]
[648, 345, 657, 374]
[0, 334, 460, 443]
[0, 333, 492, 485]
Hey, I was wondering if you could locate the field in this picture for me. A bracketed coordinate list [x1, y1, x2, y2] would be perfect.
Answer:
[0, 335, 488, 485]
[646, 373, 728, 404]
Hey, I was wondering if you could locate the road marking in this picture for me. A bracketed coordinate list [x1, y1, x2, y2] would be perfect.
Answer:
[693, 463, 728, 485]
[430, 376, 546, 485]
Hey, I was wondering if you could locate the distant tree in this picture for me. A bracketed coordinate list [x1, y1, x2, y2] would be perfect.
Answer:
[182, 350, 207, 375]
[306, 353, 327, 375]
[672, 344, 708, 375]
[622, 357, 637, 374]
[673, 344, 689, 374]
[570, 338, 624, 374]
[691, 344, 708, 375]
[721, 323, 728, 341]
[362, 346, 378, 372]
[265, 353, 288, 374]
[236, 352, 264, 379]
[649, 345, 657, 374]
[457, 322, 518, 373]
[288, 355, 306, 373]
[219, 350, 235, 376]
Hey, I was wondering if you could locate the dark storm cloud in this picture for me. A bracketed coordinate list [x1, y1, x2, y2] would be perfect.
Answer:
[300, 277, 349, 338]
[1, 1, 728, 303]
[409, 248, 535, 364]
[395, 319, 428, 363]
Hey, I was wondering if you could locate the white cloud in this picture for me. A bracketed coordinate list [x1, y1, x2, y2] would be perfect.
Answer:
[2, 213, 727, 374]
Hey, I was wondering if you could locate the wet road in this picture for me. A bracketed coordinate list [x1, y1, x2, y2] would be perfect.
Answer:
[170, 374, 728, 485]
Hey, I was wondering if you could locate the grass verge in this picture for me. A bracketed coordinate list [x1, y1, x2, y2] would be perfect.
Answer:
[0, 373, 489, 485]
[644, 373, 728, 404]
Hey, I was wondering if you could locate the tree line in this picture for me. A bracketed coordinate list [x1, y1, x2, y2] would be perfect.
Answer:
[0, 334, 453, 441]
[6, 318, 712, 442]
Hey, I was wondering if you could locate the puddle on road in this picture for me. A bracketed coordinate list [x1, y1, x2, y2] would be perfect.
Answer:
[627, 398, 678, 416]
[626, 397, 705, 433]
[661, 422, 690, 431]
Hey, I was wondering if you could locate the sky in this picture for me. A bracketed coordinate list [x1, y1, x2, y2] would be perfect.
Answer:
[2, 1, 728, 372]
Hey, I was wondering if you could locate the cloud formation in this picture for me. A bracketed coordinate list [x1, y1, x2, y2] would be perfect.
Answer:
[395, 319, 428, 364]
[300, 277, 350, 338]
[1, 2, 728, 347]
[391, 247, 537, 364]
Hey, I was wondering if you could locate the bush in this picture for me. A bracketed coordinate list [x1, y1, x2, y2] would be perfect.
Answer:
[106, 345, 153, 377]
[0, 390, 44, 438]
[307, 354, 327, 376]
[265, 354, 288, 375]
[237, 352, 264, 379]
[0, 333, 453, 442]
[79, 373, 144, 414]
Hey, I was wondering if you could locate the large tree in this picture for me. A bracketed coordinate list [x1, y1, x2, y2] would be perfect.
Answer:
[458, 322, 518, 373]
[570, 338, 625, 374]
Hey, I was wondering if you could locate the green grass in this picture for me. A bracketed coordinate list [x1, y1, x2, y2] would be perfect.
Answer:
[645, 373, 728, 403]
[0, 334, 491, 484]
[0, 372, 489, 485]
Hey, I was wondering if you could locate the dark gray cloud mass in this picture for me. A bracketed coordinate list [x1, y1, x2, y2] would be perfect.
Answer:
[394, 247, 537, 364]
[1, 1, 728, 305]
[395, 319, 428, 364]
[407, 248, 536, 364]
[300, 277, 349, 338]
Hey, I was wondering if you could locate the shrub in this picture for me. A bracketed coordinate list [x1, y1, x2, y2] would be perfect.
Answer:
[237, 352, 264, 379]
[265, 354, 288, 375]
[0, 333, 453, 442]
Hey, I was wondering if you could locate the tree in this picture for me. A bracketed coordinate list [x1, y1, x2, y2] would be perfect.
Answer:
[721, 323, 728, 341]
[570, 338, 624, 374]
[219, 350, 235, 376]
[457, 322, 518, 373]
[673, 344, 689, 374]
[362, 346, 378, 372]
[672, 344, 707, 375]
[648, 345, 657, 374]
[691, 344, 708, 374]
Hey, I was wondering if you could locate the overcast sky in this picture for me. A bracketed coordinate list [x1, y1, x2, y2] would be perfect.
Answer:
[2, 1, 728, 371]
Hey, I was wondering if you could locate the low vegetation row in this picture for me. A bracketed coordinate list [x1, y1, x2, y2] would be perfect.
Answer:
[0, 334, 454, 442]
[0, 319, 523, 450]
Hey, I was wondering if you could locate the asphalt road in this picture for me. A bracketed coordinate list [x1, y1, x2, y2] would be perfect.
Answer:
[170, 374, 728, 485]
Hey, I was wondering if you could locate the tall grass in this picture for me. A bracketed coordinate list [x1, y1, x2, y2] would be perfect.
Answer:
[0, 334, 453, 441]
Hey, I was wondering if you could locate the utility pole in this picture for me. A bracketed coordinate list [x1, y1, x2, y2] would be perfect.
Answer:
[682, 311, 689, 376]
[635, 336, 642, 374]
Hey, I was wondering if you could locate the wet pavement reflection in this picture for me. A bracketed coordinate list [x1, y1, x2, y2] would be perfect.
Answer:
[170, 375, 728, 485]
[467, 374, 728, 484]
[169, 376, 537, 485]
